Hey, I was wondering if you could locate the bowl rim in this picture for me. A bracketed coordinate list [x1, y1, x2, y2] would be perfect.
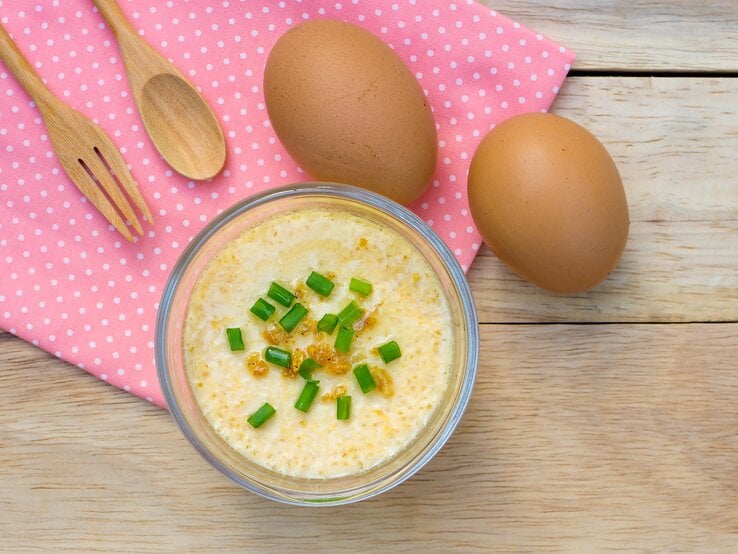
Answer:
[156, 182, 479, 506]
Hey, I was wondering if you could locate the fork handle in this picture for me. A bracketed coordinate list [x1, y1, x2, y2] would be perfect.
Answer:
[0, 23, 57, 113]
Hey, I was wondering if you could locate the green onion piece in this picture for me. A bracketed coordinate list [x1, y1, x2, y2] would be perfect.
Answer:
[317, 313, 339, 334]
[298, 357, 321, 380]
[279, 302, 308, 332]
[264, 346, 292, 368]
[295, 380, 320, 413]
[353, 364, 376, 394]
[267, 281, 295, 307]
[336, 396, 351, 420]
[378, 340, 402, 364]
[247, 402, 276, 428]
[306, 271, 335, 297]
[337, 300, 363, 328]
[226, 328, 245, 351]
[249, 298, 276, 321]
[349, 277, 373, 296]
[334, 326, 354, 353]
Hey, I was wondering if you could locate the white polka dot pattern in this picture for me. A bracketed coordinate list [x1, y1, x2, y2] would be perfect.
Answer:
[0, 1, 575, 406]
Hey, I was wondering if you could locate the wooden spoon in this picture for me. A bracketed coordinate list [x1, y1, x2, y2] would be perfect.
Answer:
[93, 0, 226, 180]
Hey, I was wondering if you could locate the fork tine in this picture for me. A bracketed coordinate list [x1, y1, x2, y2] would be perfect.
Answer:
[82, 152, 143, 236]
[96, 142, 154, 225]
[64, 161, 134, 242]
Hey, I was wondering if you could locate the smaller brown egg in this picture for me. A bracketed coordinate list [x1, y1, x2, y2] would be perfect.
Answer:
[468, 113, 629, 293]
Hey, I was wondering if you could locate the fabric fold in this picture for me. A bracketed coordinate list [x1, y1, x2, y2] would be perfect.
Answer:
[0, 0, 575, 407]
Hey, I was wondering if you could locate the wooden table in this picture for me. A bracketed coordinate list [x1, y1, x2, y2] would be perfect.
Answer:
[2, 2, 737, 551]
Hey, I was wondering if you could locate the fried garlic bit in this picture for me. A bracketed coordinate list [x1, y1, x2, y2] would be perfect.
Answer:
[328, 357, 351, 376]
[321, 384, 347, 402]
[294, 282, 308, 302]
[371, 366, 394, 398]
[284, 348, 306, 378]
[307, 342, 351, 375]
[262, 322, 289, 345]
[246, 352, 269, 377]
[306, 342, 332, 364]
[297, 317, 317, 337]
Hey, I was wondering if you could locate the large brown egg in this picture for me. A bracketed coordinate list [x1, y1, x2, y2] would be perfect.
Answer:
[468, 113, 629, 293]
[264, 20, 437, 205]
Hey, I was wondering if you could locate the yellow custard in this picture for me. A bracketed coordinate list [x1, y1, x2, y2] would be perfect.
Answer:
[183, 208, 452, 479]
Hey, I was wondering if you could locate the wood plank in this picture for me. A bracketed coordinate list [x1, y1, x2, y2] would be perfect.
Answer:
[469, 220, 738, 323]
[1, 324, 736, 551]
[483, 0, 738, 72]
[553, 77, 737, 224]
[465, 76, 738, 323]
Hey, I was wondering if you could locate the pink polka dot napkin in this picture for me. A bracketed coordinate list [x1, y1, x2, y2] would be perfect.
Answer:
[0, 1, 574, 407]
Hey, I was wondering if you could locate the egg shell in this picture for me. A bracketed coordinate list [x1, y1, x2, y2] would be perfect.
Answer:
[468, 113, 629, 293]
[264, 20, 437, 205]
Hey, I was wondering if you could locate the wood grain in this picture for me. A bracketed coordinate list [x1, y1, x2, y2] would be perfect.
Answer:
[485, 0, 738, 72]
[551, 77, 738, 224]
[1, 324, 736, 552]
[469, 220, 738, 323]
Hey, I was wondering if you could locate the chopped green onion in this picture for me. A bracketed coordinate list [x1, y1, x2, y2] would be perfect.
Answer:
[279, 302, 308, 332]
[349, 277, 373, 296]
[336, 396, 351, 420]
[334, 326, 354, 353]
[247, 402, 276, 428]
[298, 357, 321, 380]
[264, 346, 292, 368]
[378, 340, 402, 363]
[337, 300, 363, 328]
[353, 364, 376, 394]
[250, 298, 276, 321]
[226, 328, 245, 351]
[295, 380, 320, 413]
[267, 281, 295, 307]
[317, 313, 339, 334]
[306, 271, 335, 297]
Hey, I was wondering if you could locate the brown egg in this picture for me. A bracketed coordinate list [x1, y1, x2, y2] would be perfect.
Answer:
[468, 113, 629, 293]
[264, 20, 437, 205]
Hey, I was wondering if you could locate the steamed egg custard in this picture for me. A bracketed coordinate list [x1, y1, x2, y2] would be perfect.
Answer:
[183, 208, 453, 479]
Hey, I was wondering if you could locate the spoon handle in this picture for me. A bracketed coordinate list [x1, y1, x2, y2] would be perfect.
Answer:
[92, 0, 136, 38]
[0, 23, 57, 113]
[91, 0, 173, 100]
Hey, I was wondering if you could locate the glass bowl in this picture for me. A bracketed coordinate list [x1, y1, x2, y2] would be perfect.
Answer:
[156, 183, 478, 506]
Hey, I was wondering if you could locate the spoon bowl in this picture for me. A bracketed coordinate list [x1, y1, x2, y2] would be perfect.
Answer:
[140, 73, 226, 181]
[93, 0, 226, 180]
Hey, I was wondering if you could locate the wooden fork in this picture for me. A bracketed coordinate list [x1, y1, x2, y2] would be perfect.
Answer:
[0, 23, 152, 242]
